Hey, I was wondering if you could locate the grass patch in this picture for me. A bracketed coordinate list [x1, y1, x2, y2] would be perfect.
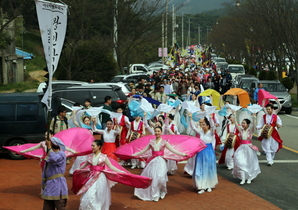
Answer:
[290, 93, 298, 108]
[0, 79, 39, 93]
[16, 30, 46, 72]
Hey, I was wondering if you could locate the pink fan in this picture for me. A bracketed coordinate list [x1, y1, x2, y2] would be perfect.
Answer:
[54, 127, 95, 157]
[4, 127, 94, 159]
[114, 135, 207, 162]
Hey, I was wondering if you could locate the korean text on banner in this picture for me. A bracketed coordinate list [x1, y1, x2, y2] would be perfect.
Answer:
[35, 0, 68, 110]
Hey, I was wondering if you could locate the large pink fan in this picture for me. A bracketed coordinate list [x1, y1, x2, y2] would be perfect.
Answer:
[4, 143, 44, 160]
[258, 89, 278, 106]
[54, 127, 94, 157]
[4, 127, 94, 159]
[114, 135, 207, 162]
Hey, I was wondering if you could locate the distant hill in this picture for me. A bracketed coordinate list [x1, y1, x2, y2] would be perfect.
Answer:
[171, 0, 229, 14]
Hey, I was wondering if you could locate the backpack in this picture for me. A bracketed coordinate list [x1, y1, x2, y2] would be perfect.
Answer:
[52, 115, 68, 134]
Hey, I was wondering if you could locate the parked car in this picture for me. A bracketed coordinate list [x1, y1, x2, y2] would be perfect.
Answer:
[232, 74, 257, 88]
[36, 80, 88, 92]
[216, 62, 228, 71]
[248, 80, 292, 114]
[0, 92, 62, 159]
[52, 84, 127, 110]
[236, 77, 259, 92]
[227, 64, 245, 80]
[148, 63, 170, 71]
[110, 74, 150, 84]
[124, 64, 154, 75]
[213, 57, 226, 63]
[82, 82, 131, 96]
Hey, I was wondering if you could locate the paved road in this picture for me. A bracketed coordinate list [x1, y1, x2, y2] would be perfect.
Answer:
[0, 111, 297, 209]
[217, 111, 298, 210]
[0, 154, 280, 210]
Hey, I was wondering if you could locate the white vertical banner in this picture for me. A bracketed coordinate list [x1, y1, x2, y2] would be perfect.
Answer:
[35, 0, 68, 110]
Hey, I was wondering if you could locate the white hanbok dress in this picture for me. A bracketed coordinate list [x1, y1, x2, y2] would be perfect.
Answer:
[134, 139, 184, 201]
[232, 125, 261, 181]
[79, 153, 112, 210]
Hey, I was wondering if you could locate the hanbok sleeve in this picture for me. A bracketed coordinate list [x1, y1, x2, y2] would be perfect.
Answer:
[256, 115, 264, 130]
[146, 126, 154, 135]
[93, 128, 104, 134]
[165, 141, 186, 156]
[65, 147, 77, 154]
[105, 157, 125, 173]
[277, 116, 282, 126]
[190, 119, 201, 135]
[124, 116, 131, 129]
[20, 142, 42, 153]
[132, 144, 151, 156]
[233, 113, 243, 135]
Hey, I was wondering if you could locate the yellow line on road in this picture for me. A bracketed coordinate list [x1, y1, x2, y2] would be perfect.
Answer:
[253, 134, 298, 154]
[282, 146, 298, 154]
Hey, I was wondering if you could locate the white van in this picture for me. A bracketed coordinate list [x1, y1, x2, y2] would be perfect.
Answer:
[227, 64, 245, 80]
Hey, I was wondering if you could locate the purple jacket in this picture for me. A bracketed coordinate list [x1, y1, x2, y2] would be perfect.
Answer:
[41, 150, 68, 200]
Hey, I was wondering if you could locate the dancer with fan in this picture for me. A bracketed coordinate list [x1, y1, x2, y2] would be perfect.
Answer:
[132, 126, 187, 202]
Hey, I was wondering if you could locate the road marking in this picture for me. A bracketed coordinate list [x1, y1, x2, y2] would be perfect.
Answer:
[178, 160, 298, 164]
[259, 160, 298, 163]
[253, 134, 298, 154]
[284, 114, 298, 119]
[282, 145, 298, 154]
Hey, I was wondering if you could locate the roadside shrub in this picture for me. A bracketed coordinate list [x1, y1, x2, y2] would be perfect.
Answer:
[258, 70, 267, 80]
[281, 77, 294, 92]
[266, 70, 278, 80]
[248, 67, 257, 77]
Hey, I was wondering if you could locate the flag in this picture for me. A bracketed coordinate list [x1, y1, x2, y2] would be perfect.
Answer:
[35, 0, 68, 110]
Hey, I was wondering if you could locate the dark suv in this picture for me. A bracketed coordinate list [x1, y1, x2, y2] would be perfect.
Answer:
[52, 84, 127, 110]
[0, 92, 62, 159]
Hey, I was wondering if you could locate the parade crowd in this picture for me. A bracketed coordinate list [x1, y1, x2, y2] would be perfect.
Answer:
[8, 57, 284, 210]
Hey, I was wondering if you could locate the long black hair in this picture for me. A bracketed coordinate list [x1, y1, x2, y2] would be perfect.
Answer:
[243, 119, 251, 125]
[203, 117, 211, 129]
[93, 140, 104, 147]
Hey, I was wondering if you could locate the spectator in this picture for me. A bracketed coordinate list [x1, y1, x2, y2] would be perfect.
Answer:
[204, 77, 215, 89]
[100, 96, 112, 129]
[83, 99, 92, 109]
[219, 75, 229, 94]
[254, 83, 263, 104]
[50, 106, 68, 135]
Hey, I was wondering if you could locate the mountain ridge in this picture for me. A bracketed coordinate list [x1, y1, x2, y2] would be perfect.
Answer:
[170, 0, 229, 14]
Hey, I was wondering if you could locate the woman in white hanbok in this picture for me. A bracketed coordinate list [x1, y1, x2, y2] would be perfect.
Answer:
[133, 126, 187, 201]
[69, 114, 93, 175]
[75, 140, 126, 210]
[188, 116, 218, 194]
[232, 112, 261, 185]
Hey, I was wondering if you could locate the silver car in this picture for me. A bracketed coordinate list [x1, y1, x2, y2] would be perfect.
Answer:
[250, 80, 292, 114]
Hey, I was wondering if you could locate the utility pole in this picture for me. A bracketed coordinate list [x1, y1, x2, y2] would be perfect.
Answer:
[165, 0, 168, 49]
[198, 25, 201, 45]
[113, 0, 118, 63]
[181, 13, 184, 49]
[188, 18, 190, 46]
[172, 5, 175, 46]
[206, 26, 210, 44]
[162, 14, 165, 64]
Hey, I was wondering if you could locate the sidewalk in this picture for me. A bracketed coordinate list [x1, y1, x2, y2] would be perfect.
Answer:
[0, 158, 281, 210]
